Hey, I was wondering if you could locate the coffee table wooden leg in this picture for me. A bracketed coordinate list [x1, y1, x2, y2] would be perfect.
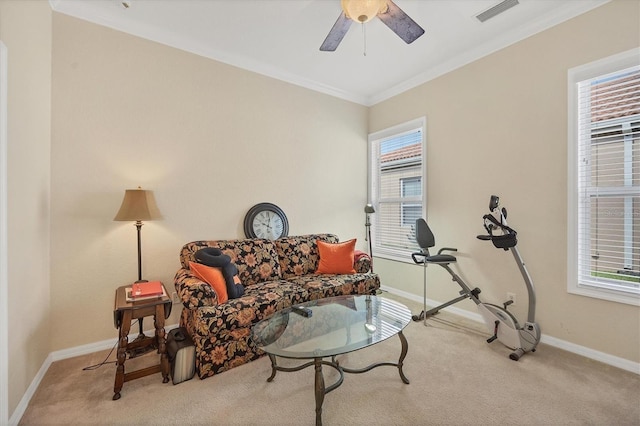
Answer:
[397, 330, 410, 384]
[113, 310, 132, 400]
[314, 358, 325, 426]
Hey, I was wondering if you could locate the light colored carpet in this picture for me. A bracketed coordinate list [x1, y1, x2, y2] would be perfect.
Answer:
[19, 295, 640, 425]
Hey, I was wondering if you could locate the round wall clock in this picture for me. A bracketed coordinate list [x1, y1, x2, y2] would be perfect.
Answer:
[243, 202, 289, 240]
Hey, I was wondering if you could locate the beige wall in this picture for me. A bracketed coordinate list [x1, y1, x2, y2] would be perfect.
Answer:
[50, 13, 369, 351]
[369, 0, 640, 363]
[0, 0, 52, 417]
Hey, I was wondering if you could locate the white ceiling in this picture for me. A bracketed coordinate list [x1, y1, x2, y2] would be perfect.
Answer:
[49, 0, 609, 106]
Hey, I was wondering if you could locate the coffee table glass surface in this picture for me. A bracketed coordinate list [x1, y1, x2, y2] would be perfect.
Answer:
[251, 294, 411, 426]
[252, 295, 411, 359]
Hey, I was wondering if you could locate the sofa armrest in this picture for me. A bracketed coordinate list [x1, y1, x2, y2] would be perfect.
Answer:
[354, 252, 372, 273]
[174, 268, 220, 309]
[192, 302, 249, 339]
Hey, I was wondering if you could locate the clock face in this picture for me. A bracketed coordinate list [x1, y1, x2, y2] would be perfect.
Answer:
[252, 210, 284, 240]
[244, 203, 289, 239]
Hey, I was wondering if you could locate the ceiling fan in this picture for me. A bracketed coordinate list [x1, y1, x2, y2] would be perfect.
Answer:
[320, 0, 425, 52]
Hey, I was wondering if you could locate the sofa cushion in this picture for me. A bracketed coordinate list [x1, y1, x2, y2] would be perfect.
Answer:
[286, 273, 380, 300]
[192, 281, 309, 338]
[189, 261, 229, 304]
[275, 234, 338, 279]
[316, 239, 357, 274]
[194, 248, 245, 299]
[179, 239, 281, 286]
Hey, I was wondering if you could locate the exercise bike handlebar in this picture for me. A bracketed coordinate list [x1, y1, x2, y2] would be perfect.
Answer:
[438, 247, 458, 255]
[478, 208, 518, 250]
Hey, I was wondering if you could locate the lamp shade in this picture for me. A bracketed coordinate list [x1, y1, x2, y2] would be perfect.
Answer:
[364, 203, 375, 214]
[114, 188, 161, 222]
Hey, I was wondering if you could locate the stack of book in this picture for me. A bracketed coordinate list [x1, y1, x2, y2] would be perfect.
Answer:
[125, 280, 165, 302]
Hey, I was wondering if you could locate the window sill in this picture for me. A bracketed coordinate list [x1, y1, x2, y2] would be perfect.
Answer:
[568, 284, 640, 307]
[372, 249, 418, 265]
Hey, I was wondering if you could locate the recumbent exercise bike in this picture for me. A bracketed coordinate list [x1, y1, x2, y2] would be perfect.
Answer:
[411, 195, 540, 361]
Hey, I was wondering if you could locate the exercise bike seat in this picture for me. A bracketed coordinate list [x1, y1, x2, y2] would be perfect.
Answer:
[412, 219, 458, 265]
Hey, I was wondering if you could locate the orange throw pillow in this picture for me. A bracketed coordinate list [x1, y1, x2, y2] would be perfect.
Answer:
[316, 239, 357, 274]
[189, 261, 229, 303]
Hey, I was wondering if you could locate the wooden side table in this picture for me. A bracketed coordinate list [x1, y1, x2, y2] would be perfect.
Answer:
[112, 283, 172, 400]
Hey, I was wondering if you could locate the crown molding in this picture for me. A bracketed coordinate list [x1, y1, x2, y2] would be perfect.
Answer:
[369, 0, 610, 105]
[48, 0, 611, 107]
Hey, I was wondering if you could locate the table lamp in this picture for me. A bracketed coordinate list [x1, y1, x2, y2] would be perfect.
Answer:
[114, 186, 162, 349]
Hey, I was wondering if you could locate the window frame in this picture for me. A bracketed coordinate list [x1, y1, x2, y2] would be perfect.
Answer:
[567, 48, 640, 306]
[368, 117, 427, 263]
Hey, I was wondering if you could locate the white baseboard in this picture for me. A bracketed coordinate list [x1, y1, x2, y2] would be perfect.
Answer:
[8, 324, 178, 425]
[381, 285, 640, 375]
[50, 323, 179, 362]
[539, 334, 640, 375]
[8, 353, 52, 426]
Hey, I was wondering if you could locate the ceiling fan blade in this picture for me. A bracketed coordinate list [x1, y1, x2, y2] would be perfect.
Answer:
[377, 0, 425, 44]
[320, 12, 353, 51]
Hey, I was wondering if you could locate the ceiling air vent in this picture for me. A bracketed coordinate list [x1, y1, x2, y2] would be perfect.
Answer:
[476, 0, 520, 23]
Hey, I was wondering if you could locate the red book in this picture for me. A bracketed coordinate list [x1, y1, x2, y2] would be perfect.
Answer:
[131, 280, 163, 298]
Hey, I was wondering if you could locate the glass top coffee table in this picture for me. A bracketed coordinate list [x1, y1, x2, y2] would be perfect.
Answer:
[251, 295, 411, 426]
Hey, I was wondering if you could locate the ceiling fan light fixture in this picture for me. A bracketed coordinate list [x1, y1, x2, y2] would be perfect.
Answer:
[341, 0, 388, 24]
[321, 0, 423, 52]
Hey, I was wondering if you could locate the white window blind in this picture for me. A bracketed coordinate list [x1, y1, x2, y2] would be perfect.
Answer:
[369, 118, 426, 261]
[574, 61, 640, 301]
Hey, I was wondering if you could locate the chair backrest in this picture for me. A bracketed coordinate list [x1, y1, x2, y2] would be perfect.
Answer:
[415, 218, 435, 251]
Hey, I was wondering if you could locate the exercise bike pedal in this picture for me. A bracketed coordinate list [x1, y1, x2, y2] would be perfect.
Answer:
[487, 320, 499, 344]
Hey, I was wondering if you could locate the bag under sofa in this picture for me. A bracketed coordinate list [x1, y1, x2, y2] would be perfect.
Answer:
[174, 233, 380, 379]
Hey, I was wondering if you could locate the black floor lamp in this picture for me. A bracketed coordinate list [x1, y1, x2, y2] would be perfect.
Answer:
[114, 187, 162, 351]
[364, 203, 375, 272]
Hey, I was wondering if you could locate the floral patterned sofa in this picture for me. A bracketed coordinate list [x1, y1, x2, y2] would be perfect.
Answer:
[174, 234, 380, 379]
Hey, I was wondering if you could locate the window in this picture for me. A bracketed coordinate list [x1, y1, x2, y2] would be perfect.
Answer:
[568, 49, 640, 305]
[368, 117, 426, 261]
